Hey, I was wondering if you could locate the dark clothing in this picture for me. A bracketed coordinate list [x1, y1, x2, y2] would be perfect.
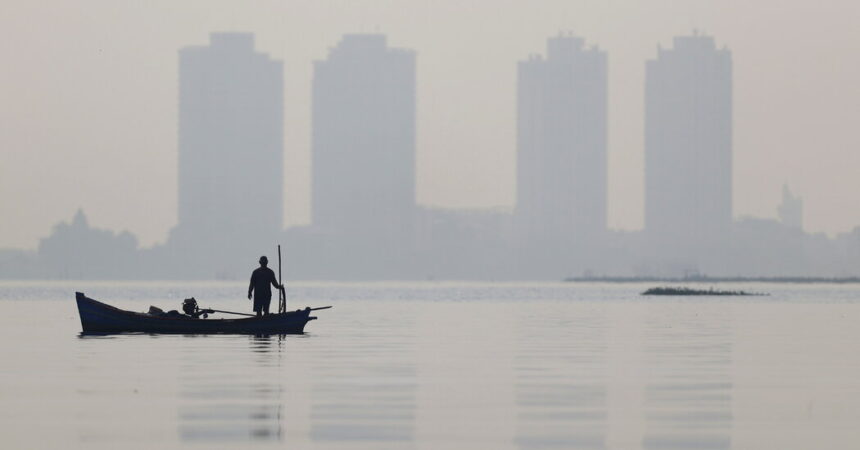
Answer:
[249, 267, 279, 313]
[254, 296, 271, 314]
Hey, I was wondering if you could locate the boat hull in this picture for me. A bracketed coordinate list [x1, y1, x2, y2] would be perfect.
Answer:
[76, 292, 316, 335]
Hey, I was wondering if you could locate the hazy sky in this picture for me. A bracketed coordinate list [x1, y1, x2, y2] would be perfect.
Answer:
[1, 1, 858, 248]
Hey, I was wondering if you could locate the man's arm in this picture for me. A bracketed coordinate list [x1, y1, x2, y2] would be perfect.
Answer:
[248, 273, 255, 300]
[270, 270, 283, 290]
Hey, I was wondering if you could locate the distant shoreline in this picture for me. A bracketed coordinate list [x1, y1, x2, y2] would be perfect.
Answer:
[0, 276, 859, 284]
[564, 276, 860, 284]
[641, 286, 768, 296]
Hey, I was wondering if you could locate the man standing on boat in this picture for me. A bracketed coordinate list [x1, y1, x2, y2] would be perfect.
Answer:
[248, 256, 283, 317]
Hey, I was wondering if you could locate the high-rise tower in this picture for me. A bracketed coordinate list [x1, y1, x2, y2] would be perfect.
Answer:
[645, 34, 732, 252]
[516, 34, 608, 245]
[172, 33, 283, 274]
[311, 34, 416, 240]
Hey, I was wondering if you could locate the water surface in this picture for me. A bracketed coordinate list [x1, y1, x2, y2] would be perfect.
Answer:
[1, 281, 859, 449]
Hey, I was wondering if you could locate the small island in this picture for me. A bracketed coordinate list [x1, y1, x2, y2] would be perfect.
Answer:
[641, 286, 768, 296]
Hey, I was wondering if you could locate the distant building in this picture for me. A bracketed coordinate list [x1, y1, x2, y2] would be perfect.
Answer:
[412, 206, 514, 279]
[170, 33, 283, 276]
[645, 33, 732, 253]
[778, 185, 803, 230]
[515, 34, 608, 245]
[38, 209, 138, 279]
[311, 34, 416, 240]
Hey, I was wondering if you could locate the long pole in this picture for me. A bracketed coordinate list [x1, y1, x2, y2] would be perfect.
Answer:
[207, 308, 256, 317]
[278, 244, 285, 313]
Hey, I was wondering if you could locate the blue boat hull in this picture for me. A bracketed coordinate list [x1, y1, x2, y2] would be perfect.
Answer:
[76, 292, 316, 335]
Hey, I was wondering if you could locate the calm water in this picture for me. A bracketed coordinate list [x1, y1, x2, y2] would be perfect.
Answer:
[1, 281, 860, 449]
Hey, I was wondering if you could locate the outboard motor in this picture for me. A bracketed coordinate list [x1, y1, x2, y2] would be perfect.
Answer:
[182, 297, 208, 318]
[182, 297, 197, 315]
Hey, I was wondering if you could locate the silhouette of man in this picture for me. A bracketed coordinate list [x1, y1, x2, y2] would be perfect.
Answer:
[248, 256, 282, 317]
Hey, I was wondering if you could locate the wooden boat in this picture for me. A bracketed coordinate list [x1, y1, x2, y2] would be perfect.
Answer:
[76, 292, 325, 335]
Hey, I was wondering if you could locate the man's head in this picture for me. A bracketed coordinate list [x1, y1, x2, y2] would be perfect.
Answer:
[259, 256, 268, 267]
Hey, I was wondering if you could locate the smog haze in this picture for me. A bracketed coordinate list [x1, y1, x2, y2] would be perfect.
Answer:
[1, 0, 858, 249]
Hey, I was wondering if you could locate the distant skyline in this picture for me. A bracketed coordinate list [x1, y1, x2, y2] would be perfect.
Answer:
[1, 1, 859, 249]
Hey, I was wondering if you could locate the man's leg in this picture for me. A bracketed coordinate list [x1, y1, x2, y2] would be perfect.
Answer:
[253, 297, 262, 317]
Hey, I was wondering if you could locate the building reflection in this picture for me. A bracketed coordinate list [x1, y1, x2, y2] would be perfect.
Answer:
[309, 330, 417, 446]
[177, 335, 286, 442]
[515, 308, 608, 449]
[641, 307, 733, 449]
